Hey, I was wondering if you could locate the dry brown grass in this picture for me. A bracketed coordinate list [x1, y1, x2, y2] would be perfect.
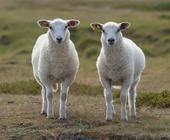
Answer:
[0, 94, 169, 139]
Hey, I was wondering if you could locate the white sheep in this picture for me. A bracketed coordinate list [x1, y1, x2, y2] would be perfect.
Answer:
[31, 18, 80, 119]
[90, 21, 145, 121]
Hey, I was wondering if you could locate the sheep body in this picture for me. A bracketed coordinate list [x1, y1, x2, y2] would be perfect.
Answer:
[31, 19, 79, 119]
[91, 21, 145, 121]
[32, 32, 79, 85]
[97, 37, 145, 87]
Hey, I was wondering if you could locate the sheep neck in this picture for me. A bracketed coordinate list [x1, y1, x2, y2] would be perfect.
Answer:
[102, 37, 127, 66]
[47, 31, 70, 50]
[47, 31, 71, 60]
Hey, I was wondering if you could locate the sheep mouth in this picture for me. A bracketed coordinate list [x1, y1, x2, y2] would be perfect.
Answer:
[108, 42, 115, 46]
[57, 40, 62, 44]
[109, 42, 114, 45]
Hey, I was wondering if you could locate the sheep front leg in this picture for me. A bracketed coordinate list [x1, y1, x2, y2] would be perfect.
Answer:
[59, 80, 70, 120]
[104, 88, 114, 121]
[45, 85, 54, 118]
[100, 77, 114, 121]
[120, 84, 130, 121]
[41, 86, 47, 115]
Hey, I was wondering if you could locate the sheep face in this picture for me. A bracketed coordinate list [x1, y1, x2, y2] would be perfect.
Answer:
[37, 18, 80, 44]
[90, 22, 130, 47]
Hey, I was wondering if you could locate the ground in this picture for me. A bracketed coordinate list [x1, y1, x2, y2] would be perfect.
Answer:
[0, 0, 170, 139]
[0, 94, 170, 139]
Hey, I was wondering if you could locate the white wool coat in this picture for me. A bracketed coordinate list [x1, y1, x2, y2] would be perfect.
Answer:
[32, 31, 79, 87]
[97, 37, 145, 87]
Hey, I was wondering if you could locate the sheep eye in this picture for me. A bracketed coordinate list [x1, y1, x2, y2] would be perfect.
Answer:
[116, 28, 120, 33]
[65, 25, 68, 30]
[102, 29, 105, 33]
[49, 26, 53, 30]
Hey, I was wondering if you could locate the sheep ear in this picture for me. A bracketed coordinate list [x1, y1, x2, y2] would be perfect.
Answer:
[37, 19, 50, 28]
[67, 19, 80, 28]
[90, 23, 103, 32]
[119, 22, 130, 31]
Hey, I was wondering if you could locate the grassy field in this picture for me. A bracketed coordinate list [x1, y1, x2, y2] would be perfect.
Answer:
[0, 0, 170, 139]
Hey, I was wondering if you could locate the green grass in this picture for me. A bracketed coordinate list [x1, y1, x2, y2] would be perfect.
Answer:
[1, 21, 170, 57]
[0, 0, 169, 105]
[69, 0, 170, 11]
[0, 80, 40, 95]
[0, 80, 170, 108]
[9, 0, 170, 12]
[0, 80, 103, 96]
[0, 1, 170, 58]
[137, 90, 170, 108]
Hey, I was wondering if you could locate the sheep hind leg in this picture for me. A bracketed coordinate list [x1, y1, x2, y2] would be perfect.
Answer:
[34, 75, 47, 115]
[128, 79, 139, 119]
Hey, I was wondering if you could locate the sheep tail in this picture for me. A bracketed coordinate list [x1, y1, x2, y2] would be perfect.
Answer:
[53, 83, 58, 92]
[111, 86, 121, 91]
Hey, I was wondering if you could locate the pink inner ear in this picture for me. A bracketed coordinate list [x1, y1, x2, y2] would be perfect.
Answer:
[120, 23, 129, 30]
[68, 20, 78, 27]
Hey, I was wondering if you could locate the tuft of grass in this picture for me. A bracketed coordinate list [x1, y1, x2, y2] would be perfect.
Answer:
[70, 82, 103, 96]
[137, 90, 170, 108]
[159, 14, 170, 20]
[76, 119, 92, 132]
[0, 80, 40, 95]
[152, 2, 170, 11]
[112, 90, 170, 108]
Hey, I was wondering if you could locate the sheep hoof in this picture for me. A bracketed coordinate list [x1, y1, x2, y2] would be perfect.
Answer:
[59, 118, 67, 123]
[59, 117, 66, 120]
[41, 112, 47, 116]
[46, 115, 54, 119]
[106, 118, 113, 122]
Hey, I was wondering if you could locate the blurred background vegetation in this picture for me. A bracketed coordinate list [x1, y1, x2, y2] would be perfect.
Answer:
[0, 0, 170, 92]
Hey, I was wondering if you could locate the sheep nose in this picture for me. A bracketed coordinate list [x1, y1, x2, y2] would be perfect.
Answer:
[56, 37, 62, 43]
[108, 38, 115, 45]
